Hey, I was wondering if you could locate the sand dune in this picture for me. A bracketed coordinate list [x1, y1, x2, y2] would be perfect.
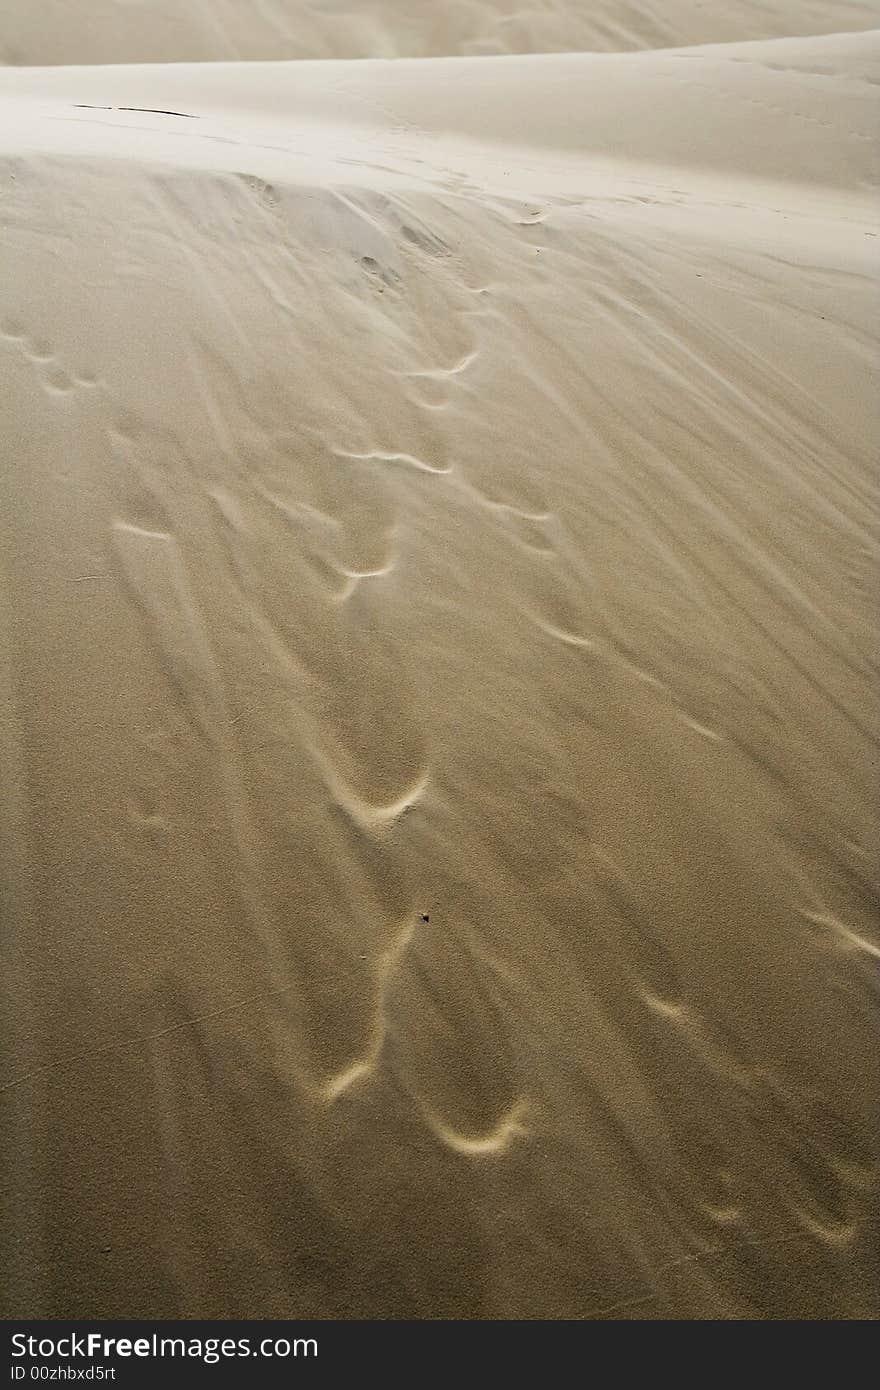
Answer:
[1, 9, 878, 1321]
[3, 34, 877, 193]
[1, 0, 879, 64]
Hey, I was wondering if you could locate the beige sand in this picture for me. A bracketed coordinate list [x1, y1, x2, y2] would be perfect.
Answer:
[0, 14, 878, 1320]
[2, 0, 880, 62]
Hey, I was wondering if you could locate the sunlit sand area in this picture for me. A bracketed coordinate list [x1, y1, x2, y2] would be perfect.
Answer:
[1, 2, 878, 1319]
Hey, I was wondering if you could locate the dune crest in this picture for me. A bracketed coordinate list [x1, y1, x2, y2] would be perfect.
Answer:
[2, 0, 879, 63]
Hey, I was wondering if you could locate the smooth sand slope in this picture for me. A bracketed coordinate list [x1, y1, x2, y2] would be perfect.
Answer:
[1, 0, 880, 63]
[1, 24, 879, 1318]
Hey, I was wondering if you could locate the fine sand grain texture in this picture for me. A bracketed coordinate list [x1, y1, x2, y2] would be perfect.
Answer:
[2, 0, 880, 63]
[1, 10, 879, 1320]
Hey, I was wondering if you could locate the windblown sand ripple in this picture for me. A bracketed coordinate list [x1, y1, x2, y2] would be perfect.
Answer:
[0, 18, 878, 1319]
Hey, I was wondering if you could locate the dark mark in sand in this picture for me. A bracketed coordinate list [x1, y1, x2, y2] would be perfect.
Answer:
[72, 105, 197, 119]
[118, 107, 198, 118]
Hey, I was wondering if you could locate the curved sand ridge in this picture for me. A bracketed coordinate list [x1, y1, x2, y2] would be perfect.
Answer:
[1, 0, 879, 63]
[1, 34, 878, 196]
[1, 23, 879, 1318]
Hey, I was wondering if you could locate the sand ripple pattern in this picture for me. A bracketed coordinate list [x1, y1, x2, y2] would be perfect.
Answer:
[1, 20, 878, 1319]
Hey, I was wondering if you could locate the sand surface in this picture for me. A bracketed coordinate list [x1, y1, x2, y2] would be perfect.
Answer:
[1, 7, 878, 1320]
[2, 1, 880, 62]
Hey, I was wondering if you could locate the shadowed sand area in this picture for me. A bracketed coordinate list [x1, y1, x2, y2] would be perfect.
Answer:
[0, 7, 878, 1319]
